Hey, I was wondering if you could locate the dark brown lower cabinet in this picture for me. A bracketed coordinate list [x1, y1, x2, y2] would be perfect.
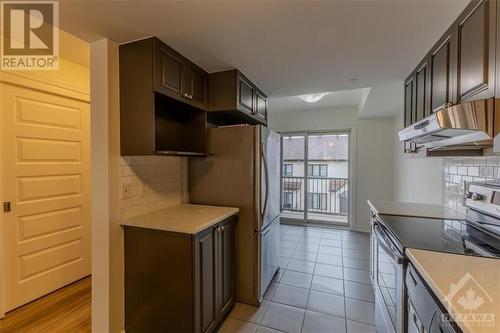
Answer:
[216, 220, 234, 317]
[124, 215, 236, 333]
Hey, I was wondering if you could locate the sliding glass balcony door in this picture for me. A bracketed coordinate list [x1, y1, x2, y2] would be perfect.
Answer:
[281, 131, 350, 226]
[281, 134, 305, 221]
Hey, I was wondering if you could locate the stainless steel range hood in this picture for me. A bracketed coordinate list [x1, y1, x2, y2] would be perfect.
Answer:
[398, 98, 498, 155]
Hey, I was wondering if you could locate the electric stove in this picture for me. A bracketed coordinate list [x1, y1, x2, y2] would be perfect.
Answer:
[378, 214, 500, 258]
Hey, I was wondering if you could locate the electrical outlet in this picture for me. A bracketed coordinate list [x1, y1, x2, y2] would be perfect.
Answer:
[121, 183, 132, 199]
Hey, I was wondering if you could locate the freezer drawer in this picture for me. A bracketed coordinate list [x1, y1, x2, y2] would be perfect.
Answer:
[258, 216, 280, 299]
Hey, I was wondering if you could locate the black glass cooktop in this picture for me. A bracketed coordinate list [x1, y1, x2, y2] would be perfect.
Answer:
[378, 214, 500, 258]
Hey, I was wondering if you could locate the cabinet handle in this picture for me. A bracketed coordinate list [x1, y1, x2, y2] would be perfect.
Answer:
[183, 93, 189, 99]
[3, 201, 11, 213]
[221, 226, 225, 231]
[189, 94, 193, 100]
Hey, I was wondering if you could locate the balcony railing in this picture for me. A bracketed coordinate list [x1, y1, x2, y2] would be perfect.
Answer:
[282, 176, 348, 216]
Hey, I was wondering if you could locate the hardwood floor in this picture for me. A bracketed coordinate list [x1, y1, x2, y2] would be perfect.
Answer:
[0, 276, 91, 333]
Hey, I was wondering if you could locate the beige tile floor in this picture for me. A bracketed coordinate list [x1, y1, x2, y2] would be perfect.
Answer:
[218, 224, 376, 333]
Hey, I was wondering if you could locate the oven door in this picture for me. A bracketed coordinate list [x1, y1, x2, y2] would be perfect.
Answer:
[372, 220, 405, 333]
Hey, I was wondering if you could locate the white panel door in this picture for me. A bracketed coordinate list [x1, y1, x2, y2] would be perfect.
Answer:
[0, 83, 91, 311]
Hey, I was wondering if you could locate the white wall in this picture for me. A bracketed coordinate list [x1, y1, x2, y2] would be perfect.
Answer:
[269, 107, 359, 132]
[269, 108, 395, 231]
[355, 118, 395, 231]
[90, 39, 112, 333]
[392, 112, 443, 204]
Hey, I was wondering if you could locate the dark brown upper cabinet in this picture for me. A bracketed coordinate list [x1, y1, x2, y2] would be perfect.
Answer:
[153, 43, 184, 99]
[255, 90, 268, 121]
[404, 73, 415, 128]
[119, 37, 207, 156]
[208, 69, 268, 126]
[456, 0, 496, 102]
[429, 27, 457, 112]
[415, 57, 430, 121]
[153, 38, 209, 110]
[402, 70, 430, 156]
[238, 76, 255, 114]
[402, 0, 497, 133]
[186, 64, 209, 109]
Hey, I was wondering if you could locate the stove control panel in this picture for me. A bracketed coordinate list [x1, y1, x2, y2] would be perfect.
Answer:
[466, 183, 500, 217]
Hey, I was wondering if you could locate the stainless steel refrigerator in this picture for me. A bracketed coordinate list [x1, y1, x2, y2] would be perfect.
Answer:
[189, 124, 280, 305]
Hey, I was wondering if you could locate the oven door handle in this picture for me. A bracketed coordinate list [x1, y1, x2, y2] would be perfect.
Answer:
[374, 223, 405, 265]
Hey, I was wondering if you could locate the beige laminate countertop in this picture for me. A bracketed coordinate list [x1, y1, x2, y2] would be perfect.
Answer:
[406, 248, 500, 333]
[368, 200, 465, 220]
[121, 204, 239, 234]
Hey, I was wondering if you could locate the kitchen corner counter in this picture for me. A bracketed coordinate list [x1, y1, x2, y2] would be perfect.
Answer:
[407, 248, 500, 333]
[121, 204, 239, 234]
[367, 200, 465, 220]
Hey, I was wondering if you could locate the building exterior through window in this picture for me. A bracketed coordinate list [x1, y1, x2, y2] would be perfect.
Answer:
[281, 132, 349, 225]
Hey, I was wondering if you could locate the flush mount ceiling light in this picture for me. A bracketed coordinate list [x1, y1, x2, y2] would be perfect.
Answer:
[298, 92, 330, 103]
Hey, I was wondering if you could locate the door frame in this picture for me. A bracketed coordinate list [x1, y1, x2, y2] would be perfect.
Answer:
[0, 83, 4, 319]
[280, 129, 354, 229]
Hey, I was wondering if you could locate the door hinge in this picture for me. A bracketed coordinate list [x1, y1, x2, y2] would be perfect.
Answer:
[3, 202, 11, 213]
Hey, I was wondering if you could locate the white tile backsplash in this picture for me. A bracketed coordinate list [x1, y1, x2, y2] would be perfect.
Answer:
[443, 156, 500, 214]
[120, 156, 182, 219]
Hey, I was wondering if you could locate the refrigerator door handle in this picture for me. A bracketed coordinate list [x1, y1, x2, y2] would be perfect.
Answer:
[261, 142, 270, 218]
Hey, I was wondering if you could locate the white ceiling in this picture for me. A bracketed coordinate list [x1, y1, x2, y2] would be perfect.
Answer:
[269, 87, 371, 113]
[59, 0, 469, 118]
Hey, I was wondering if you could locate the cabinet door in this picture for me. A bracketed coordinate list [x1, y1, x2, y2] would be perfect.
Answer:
[153, 42, 185, 101]
[415, 58, 429, 121]
[238, 76, 254, 114]
[195, 228, 217, 333]
[456, 0, 496, 102]
[186, 64, 209, 110]
[430, 29, 456, 112]
[255, 91, 267, 121]
[216, 219, 234, 319]
[404, 74, 415, 127]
